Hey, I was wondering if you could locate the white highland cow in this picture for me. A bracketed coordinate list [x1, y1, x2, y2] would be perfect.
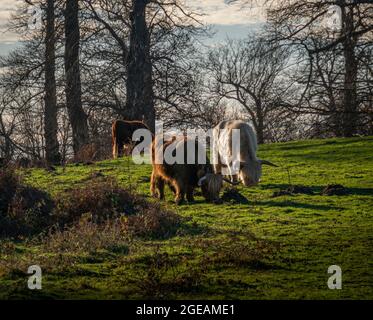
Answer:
[212, 120, 278, 186]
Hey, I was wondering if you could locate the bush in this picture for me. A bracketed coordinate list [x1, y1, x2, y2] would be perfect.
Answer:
[44, 219, 129, 256]
[0, 168, 54, 237]
[54, 179, 146, 223]
[1, 170, 181, 240]
[54, 178, 182, 239]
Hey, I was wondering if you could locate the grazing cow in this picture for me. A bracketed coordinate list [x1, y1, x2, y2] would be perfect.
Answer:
[151, 136, 235, 205]
[212, 120, 278, 186]
[112, 120, 150, 159]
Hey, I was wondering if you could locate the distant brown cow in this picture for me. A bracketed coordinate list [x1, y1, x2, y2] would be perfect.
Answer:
[151, 136, 235, 205]
[112, 120, 150, 159]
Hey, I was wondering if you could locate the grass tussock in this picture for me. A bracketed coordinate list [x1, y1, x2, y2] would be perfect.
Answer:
[123, 208, 182, 239]
[134, 249, 207, 299]
[44, 219, 129, 256]
[0, 220, 130, 277]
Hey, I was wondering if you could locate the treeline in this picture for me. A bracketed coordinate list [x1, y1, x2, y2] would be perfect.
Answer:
[0, 0, 372, 164]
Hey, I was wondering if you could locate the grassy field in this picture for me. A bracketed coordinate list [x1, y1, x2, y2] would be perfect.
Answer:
[0, 136, 372, 299]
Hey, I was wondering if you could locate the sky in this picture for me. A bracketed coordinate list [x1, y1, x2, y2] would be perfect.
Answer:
[0, 0, 266, 56]
[0, 0, 20, 55]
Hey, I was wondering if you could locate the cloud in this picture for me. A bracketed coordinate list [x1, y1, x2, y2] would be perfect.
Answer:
[187, 0, 266, 25]
[0, 0, 21, 42]
[0, 0, 266, 55]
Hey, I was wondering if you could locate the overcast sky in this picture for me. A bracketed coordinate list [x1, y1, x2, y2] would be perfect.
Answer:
[0, 0, 265, 55]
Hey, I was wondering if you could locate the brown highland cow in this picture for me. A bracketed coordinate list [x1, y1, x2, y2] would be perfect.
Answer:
[112, 120, 150, 159]
[151, 136, 235, 205]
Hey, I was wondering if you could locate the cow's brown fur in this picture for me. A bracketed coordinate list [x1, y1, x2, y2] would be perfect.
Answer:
[150, 136, 222, 205]
[112, 120, 150, 158]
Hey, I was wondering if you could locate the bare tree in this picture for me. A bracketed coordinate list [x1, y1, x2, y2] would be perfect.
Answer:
[125, 0, 155, 132]
[265, 0, 373, 137]
[1, 0, 212, 161]
[44, 0, 61, 163]
[64, 0, 89, 155]
[206, 37, 295, 143]
[83, 0, 205, 133]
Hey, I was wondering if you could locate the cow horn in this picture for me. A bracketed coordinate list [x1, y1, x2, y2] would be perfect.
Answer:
[198, 176, 207, 186]
[260, 160, 279, 167]
[222, 178, 240, 185]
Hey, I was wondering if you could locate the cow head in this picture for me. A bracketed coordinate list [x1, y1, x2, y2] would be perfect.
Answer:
[197, 169, 224, 204]
[239, 159, 278, 187]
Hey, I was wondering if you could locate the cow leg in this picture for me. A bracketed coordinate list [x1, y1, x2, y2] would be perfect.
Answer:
[151, 173, 165, 200]
[113, 141, 118, 159]
[124, 143, 134, 156]
[117, 143, 122, 158]
[175, 190, 185, 205]
[228, 165, 238, 183]
[228, 166, 237, 183]
[119, 143, 125, 158]
[150, 171, 158, 198]
[168, 182, 176, 195]
[173, 180, 185, 205]
[157, 178, 165, 200]
[213, 152, 222, 175]
[186, 185, 195, 203]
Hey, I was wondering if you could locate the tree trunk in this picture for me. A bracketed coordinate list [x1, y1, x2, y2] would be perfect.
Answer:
[341, 5, 358, 137]
[256, 104, 265, 144]
[256, 121, 264, 145]
[332, 108, 343, 137]
[64, 0, 89, 155]
[44, 0, 60, 164]
[125, 0, 155, 133]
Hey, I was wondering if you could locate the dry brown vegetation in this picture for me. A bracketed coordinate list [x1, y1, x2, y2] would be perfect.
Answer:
[0, 169, 182, 240]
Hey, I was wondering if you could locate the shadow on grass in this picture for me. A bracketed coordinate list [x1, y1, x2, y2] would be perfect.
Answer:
[261, 183, 373, 196]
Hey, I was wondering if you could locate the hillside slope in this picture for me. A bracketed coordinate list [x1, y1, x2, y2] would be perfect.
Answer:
[1, 137, 372, 299]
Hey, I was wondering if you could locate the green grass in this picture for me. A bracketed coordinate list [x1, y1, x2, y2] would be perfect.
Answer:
[1, 136, 373, 299]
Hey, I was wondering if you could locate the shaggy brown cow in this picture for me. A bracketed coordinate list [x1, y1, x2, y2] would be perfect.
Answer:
[112, 120, 150, 159]
[151, 136, 234, 205]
